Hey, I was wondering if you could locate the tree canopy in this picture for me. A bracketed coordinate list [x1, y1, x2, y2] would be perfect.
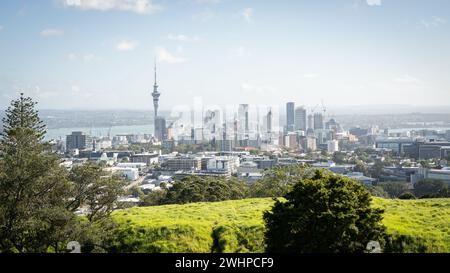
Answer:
[0, 94, 125, 253]
[264, 170, 387, 253]
[162, 176, 248, 204]
[0, 94, 74, 252]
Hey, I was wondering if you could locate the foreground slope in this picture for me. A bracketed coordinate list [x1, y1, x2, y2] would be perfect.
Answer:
[373, 198, 450, 252]
[111, 198, 450, 253]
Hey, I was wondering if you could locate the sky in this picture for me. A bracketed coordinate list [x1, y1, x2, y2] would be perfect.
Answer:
[0, 0, 449, 110]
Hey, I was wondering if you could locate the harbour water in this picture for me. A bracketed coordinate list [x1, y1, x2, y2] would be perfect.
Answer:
[388, 127, 450, 134]
[45, 124, 154, 140]
[44, 125, 450, 141]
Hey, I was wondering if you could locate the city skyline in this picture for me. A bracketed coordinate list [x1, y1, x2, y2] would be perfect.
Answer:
[0, 0, 450, 110]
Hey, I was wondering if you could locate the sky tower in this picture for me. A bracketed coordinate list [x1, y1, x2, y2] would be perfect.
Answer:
[152, 61, 161, 118]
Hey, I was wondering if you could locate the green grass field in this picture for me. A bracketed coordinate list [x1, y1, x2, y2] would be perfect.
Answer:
[111, 197, 450, 253]
[373, 198, 450, 252]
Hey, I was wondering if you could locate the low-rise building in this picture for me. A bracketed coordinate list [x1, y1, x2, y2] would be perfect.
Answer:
[404, 141, 450, 160]
[205, 156, 240, 175]
[276, 157, 298, 166]
[345, 172, 377, 186]
[375, 137, 415, 154]
[254, 159, 276, 169]
[238, 161, 260, 174]
[411, 168, 450, 185]
[116, 162, 147, 171]
[327, 140, 339, 153]
[164, 156, 202, 171]
[239, 172, 263, 183]
[107, 167, 139, 181]
[131, 152, 159, 165]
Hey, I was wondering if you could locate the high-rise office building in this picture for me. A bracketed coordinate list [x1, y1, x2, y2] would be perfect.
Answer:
[238, 104, 249, 138]
[66, 131, 93, 151]
[294, 107, 307, 131]
[314, 113, 324, 130]
[286, 102, 295, 132]
[308, 114, 314, 130]
[266, 108, 273, 133]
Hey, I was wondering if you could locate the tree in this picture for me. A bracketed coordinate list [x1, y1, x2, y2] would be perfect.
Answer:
[128, 186, 145, 199]
[63, 163, 126, 253]
[332, 152, 347, 164]
[354, 160, 368, 176]
[398, 192, 416, 200]
[0, 94, 126, 253]
[141, 189, 167, 206]
[364, 185, 389, 198]
[0, 94, 75, 252]
[162, 176, 248, 204]
[370, 160, 385, 179]
[249, 165, 315, 198]
[378, 182, 410, 198]
[437, 187, 450, 198]
[67, 162, 126, 222]
[414, 179, 448, 198]
[264, 170, 387, 253]
[419, 160, 431, 168]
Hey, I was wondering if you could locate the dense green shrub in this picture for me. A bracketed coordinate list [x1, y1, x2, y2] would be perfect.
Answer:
[249, 165, 315, 198]
[398, 192, 416, 200]
[414, 179, 449, 198]
[162, 176, 248, 205]
[264, 170, 387, 253]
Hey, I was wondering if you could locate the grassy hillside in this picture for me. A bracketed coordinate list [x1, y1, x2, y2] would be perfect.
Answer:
[373, 198, 450, 252]
[111, 197, 450, 253]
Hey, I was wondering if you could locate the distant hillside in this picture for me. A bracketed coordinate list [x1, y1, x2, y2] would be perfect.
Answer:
[111, 198, 450, 253]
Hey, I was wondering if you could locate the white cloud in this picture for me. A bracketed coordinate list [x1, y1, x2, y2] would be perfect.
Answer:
[229, 46, 251, 58]
[366, 0, 381, 6]
[195, 0, 221, 4]
[193, 8, 215, 22]
[83, 54, 96, 62]
[156, 47, 188, 64]
[71, 85, 93, 98]
[60, 0, 162, 15]
[421, 16, 446, 28]
[68, 53, 78, 61]
[303, 73, 319, 79]
[241, 83, 275, 95]
[67, 53, 98, 62]
[167, 34, 199, 42]
[116, 40, 139, 51]
[241, 8, 253, 23]
[41, 28, 64, 37]
[32, 86, 58, 98]
[71, 85, 80, 93]
[350, 0, 360, 10]
[17, 7, 28, 17]
[395, 74, 420, 84]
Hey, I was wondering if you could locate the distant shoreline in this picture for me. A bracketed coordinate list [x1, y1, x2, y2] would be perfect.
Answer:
[45, 124, 155, 140]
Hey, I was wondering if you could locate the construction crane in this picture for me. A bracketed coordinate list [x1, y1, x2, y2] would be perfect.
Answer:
[321, 99, 326, 116]
[311, 104, 320, 114]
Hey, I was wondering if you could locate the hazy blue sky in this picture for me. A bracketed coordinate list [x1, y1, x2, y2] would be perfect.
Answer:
[0, 0, 449, 110]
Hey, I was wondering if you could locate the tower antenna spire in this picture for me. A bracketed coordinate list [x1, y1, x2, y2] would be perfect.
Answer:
[154, 58, 157, 86]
